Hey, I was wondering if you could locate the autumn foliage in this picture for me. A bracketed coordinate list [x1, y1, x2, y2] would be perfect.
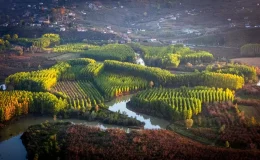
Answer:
[21, 123, 260, 160]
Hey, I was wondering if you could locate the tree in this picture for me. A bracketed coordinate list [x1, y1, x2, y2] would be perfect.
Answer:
[149, 81, 154, 88]
[3, 34, 11, 41]
[5, 40, 10, 48]
[197, 115, 202, 126]
[95, 104, 99, 112]
[251, 116, 257, 126]
[0, 39, 5, 46]
[14, 46, 23, 56]
[12, 34, 18, 40]
[163, 54, 180, 68]
[185, 119, 193, 129]
[225, 141, 230, 148]
[68, 22, 74, 28]
[20, 20, 25, 26]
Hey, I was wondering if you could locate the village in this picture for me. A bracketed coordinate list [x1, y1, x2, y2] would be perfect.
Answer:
[0, 0, 260, 46]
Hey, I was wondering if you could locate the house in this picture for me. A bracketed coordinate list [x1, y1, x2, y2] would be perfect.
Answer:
[119, 40, 126, 44]
[245, 24, 251, 28]
[125, 38, 131, 43]
[0, 84, 6, 91]
[37, 16, 50, 24]
[171, 17, 177, 20]
[108, 39, 114, 43]
[77, 27, 87, 32]
[81, 11, 86, 15]
[171, 40, 177, 44]
[60, 27, 66, 31]
[68, 13, 76, 17]
[150, 38, 157, 42]
[89, 3, 98, 10]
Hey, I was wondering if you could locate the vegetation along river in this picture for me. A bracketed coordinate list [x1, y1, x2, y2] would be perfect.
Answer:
[0, 94, 169, 160]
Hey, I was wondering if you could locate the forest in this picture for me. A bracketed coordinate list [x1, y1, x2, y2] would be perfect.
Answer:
[0, 32, 260, 160]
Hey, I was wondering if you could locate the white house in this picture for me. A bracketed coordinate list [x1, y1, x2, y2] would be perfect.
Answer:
[0, 84, 6, 91]
[150, 38, 157, 42]
[69, 13, 76, 17]
[60, 27, 66, 31]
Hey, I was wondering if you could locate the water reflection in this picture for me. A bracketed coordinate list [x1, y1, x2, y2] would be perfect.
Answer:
[0, 116, 127, 142]
[0, 134, 26, 160]
[0, 94, 169, 160]
[107, 95, 169, 129]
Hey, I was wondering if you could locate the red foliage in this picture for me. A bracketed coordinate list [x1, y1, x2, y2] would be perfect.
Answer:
[218, 126, 260, 149]
[236, 97, 260, 108]
[240, 84, 260, 96]
[203, 102, 244, 127]
[189, 127, 218, 140]
[64, 124, 260, 160]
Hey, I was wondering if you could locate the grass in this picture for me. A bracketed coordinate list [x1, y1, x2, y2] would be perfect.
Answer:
[238, 105, 260, 121]
[167, 124, 217, 145]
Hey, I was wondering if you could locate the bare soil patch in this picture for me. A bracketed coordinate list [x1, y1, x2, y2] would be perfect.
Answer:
[231, 58, 260, 67]
[0, 53, 56, 83]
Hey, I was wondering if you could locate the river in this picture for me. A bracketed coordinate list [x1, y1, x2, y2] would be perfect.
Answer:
[0, 94, 169, 160]
[257, 80, 260, 87]
[107, 94, 168, 129]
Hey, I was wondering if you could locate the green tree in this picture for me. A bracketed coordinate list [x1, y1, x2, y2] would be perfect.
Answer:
[3, 34, 11, 40]
[185, 119, 193, 129]
[225, 141, 230, 148]
[251, 116, 257, 126]
[219, 124, 226, 133]
[12, 34, 18, 40]
[149, 81, 154, 88]
[5, 40, 10, 48]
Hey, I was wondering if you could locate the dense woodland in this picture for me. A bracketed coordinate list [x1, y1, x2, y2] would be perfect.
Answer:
[1, 33, 260, 159]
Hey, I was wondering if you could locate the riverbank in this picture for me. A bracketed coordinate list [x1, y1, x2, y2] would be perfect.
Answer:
[108, 95, 169, 129]
[0, 94, 170, 160]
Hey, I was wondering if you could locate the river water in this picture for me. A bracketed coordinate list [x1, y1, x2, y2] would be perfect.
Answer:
[257, 80, 260, 86]
[0, 94, 169, 160]
[107, 94, 169, 129]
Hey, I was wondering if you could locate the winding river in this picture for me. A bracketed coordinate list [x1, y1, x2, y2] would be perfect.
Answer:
[0, 94, 169, 160]
[0, 57, 170, 159]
